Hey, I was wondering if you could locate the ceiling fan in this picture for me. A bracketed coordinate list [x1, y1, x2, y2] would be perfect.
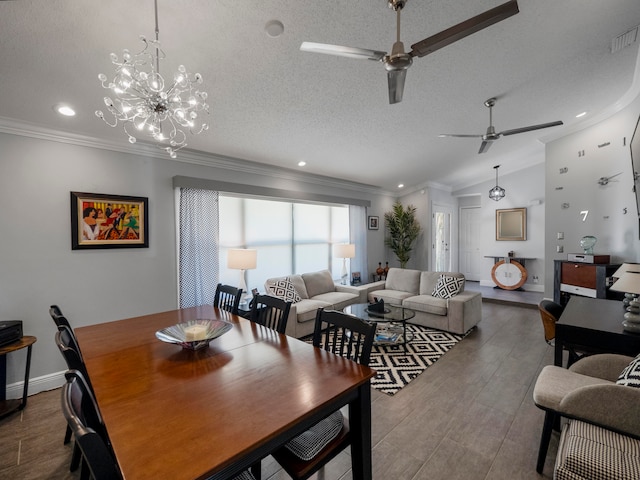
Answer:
[439, 97, 564, 154]
[300, 0, 520, 104]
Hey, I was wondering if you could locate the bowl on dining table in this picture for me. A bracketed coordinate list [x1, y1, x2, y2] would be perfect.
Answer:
[155, 319, 233, 350]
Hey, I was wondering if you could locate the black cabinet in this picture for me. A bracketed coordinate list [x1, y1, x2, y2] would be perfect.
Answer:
[553, 260, 621, 307]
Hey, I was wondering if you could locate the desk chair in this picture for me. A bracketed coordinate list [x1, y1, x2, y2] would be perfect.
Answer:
[539, 299, 593, 367]
[268, 309, 376, 480]
[61, 370, 118, 480]
[249, 294, 291, 334]
[213, 284, 243, 315]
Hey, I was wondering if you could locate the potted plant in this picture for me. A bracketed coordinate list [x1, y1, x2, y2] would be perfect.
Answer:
[384, 202, 421, 268]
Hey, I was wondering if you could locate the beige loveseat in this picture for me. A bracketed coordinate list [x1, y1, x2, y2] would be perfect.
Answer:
[264, 270, 367, 338]
[364, 267, 482, 334]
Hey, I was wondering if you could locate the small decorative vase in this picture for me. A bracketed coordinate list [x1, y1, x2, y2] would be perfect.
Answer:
[580, 235, 597, 254]
[376, 262, 384, 276]
[384, 262, 389, 276]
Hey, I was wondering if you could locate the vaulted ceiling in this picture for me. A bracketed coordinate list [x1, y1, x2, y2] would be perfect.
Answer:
[1, 0, 639, 191]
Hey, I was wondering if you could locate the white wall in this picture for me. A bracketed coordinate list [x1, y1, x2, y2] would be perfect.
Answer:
[544, 94, 640, 297]
[453, 163, 546, 290]
[0, 132, 393, 391]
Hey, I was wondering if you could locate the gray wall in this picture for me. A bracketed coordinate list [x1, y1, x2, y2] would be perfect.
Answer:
[544, 93, 640, 297]
[0, 131, 393, 390]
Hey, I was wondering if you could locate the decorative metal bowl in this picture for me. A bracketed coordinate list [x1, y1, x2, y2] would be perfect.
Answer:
[155, 319, 233, 350]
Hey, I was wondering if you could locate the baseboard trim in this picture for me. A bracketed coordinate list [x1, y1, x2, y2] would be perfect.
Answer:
[6, 370, 66, 399]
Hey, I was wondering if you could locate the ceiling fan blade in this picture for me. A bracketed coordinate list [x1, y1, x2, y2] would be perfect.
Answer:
[478, 140, 493, 154]
[300, 42, 386, 61]
[388, 69, 407, 104]
[409, 0, 519, 58]
[439, 134, 483, 138]
[500, 120, 564, 136]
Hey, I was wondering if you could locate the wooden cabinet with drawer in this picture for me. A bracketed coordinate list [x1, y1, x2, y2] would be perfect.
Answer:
[553, 260, 621, 306]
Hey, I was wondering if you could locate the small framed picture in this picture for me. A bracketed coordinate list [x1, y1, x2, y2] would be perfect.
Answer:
[251, 288, 258, 296]
[71, 191, 149, 250]
[351, 272, 361, 285]
[368, 216, 379, 230]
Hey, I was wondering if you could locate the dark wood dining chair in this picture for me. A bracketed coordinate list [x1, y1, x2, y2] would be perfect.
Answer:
[539, 299, 590, 367]
[213, 283, 243, 315]
[61, 370, 120, 480]
[249, 294, 291, 334]
[268, 308, 376, 480]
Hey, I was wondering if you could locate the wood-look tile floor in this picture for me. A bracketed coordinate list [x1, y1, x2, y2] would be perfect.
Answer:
[0, 301, 557, 479]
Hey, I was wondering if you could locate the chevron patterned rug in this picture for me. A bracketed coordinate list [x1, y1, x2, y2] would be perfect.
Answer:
[368, 324, 464, 395]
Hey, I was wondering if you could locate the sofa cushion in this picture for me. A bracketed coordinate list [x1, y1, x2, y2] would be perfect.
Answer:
[266, 275, 308, 300]
[302, 270, 335, 298]
[294, 299, 332, 324]
[385, 268, 421, 295]
[368, 290, 413, 305]
[420, 271, 465, 295]
[403, 295, 448, 316]
[432, 275, 465, 299]
[284, 410, 344, 461]
[267, 276, 302, 303]
[312, 291, 359, 310]
[617, 354, 640, 388]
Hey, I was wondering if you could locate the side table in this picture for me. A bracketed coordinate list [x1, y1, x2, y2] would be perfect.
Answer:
[0, 335, 36, 418]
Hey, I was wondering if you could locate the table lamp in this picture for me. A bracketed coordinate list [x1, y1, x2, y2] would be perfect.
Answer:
[227, 249, 257, 305]
[334, 243, 355, 285]
[610, 268, 640, 333]
[611, 263, 640, 307]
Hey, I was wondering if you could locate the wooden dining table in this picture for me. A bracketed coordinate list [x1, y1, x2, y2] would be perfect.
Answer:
[74, 305, 375, 480]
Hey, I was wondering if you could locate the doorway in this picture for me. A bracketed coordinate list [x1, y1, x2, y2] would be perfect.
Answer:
[432, 204, 453, 272]
[459, 206, 482, 281]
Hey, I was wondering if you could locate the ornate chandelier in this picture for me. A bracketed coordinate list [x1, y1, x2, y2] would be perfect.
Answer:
[489, 165, 506, 201]
[95, 0, 209, 158]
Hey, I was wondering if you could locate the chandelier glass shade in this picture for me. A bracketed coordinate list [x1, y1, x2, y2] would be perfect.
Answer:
[95, 1, 209, 158]
[489, 165, 506, 201]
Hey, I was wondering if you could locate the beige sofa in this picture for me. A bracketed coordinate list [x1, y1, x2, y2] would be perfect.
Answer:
[364, 267, 482, 334]
[265, 270, 368, 338]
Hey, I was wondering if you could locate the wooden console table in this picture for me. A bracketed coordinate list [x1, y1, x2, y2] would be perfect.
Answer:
[0, 336, 36, 418]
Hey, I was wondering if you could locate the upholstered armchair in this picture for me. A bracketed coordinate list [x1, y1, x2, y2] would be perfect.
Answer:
[533, 353, 640, 474]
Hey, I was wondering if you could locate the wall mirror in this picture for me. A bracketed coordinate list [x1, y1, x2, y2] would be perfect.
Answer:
[496, 208, 527, 241]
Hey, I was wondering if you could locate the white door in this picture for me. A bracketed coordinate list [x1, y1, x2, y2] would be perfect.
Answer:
[459, 207, 482, 281]
[432, 205, 453, 272]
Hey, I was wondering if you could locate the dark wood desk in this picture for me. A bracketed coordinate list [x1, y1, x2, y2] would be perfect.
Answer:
[0, 335, 36, 418]
[75, 306, 375, 480]
[554, 296, 640, 367]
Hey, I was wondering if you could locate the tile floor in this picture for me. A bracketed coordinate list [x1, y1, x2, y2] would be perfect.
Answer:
[0, 299, 556, 479]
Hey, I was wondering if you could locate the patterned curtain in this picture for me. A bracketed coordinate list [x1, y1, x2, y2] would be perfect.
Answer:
[178, 188, 219, 308]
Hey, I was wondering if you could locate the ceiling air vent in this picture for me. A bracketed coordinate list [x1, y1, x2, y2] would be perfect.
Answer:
[611, 26, 638, 54]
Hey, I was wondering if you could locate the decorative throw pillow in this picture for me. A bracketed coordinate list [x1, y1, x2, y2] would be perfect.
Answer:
[432, 275, 465, 299]
[284, 410, 344, 460]
[267, 277, 302, 303]
[617, 354, 640, 387]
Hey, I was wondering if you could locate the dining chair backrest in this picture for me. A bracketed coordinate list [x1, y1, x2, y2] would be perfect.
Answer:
[50, 305, 83, 358]
[312, 309, 376, 366]
[539, 299, 564, 345]
[55, 329, 91, 388]
[250, 294, 291, 334]
[61, 370, 120, 480]
[214, 283, 243, 315]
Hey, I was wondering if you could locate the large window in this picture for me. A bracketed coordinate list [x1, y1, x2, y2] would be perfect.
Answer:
[218, 196, 349, 292]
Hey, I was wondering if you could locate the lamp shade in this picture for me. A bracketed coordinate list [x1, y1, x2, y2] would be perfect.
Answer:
[612, 263, 640, 279]
[610, 271, 640, 295]
[334, 243, 355, 259]
[227, 249, 257, 270]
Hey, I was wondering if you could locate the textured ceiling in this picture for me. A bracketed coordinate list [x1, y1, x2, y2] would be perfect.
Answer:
[1, 0, 639, 191]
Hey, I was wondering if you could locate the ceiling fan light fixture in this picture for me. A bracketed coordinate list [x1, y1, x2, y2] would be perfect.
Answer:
[95, 0, 210, 158]
[489, 165, 506, 201]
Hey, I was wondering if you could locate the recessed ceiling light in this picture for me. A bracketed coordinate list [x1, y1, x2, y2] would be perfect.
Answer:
[576, 111, 587, 118]
[298, 161, 306, 167]
[54, 104, 76, 117]
[398, 184, 404, 189]
[265, 20, 284, 38]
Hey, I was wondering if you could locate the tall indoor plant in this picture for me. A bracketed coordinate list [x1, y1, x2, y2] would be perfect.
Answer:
[384, 202, 421, 268]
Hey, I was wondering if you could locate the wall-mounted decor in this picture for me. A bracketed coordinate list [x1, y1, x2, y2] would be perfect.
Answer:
[630, 113, 640, 238]
[71, 192, 149, 250]
[496, 207, 526, 241]
[368, 216, 379, 230]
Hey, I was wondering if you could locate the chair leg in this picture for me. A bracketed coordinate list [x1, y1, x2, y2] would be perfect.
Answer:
[70, 441, 81, 472]
[536, 410, 556, 474]
[64, 424, 72, 444]
[251, 461, 261, 480]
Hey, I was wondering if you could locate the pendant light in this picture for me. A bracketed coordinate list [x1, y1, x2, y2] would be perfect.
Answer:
[489, 165, 506, 201]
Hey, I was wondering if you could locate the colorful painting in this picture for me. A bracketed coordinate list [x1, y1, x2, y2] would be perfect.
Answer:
[70, 192, 149, 249]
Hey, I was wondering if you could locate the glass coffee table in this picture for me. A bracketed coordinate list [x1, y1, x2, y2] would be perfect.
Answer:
[345, 303, 415, 350]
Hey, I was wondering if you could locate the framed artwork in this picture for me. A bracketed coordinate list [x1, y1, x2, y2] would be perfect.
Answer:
[368, 216, 379, 230]
[496, 207, 526, 241]
[71, 191, 149, 250]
